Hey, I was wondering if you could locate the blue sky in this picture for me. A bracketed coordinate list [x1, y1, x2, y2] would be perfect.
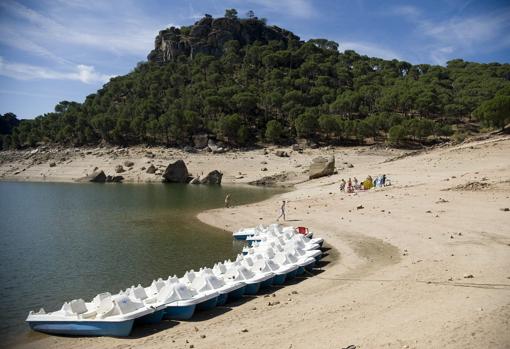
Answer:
[1, 0, 509, 119]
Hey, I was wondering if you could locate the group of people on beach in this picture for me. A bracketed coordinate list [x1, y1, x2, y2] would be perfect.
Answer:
[339, 174, 389, 193]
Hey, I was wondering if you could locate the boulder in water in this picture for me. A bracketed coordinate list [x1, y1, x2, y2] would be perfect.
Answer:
[77, 170, 106, 183]
[162, 160, 190, 183]
[200, 170, 223, 185]
[309, 156, 335, 179]
[189, 176, 201, 184]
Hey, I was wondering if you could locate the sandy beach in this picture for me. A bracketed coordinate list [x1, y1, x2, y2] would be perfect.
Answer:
[4, 135, 510, 349]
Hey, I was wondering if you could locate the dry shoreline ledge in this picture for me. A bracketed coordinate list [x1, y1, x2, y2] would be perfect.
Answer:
[6, 135, 510, 349]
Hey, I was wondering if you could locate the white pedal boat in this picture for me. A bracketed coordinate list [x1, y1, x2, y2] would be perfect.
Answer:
[26, 292, 153, 337]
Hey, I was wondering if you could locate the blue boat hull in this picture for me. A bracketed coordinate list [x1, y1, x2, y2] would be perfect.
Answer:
[296, 266, 305, 276]
[286, 269, 298, 280]
[216, 293, 228, 306]
[164, 304, 196, 320]
[226, 285, 246, 301]
[136, 309, 165, 325]
[272, 273, 286, 285]
[233, 235, 248, 240]
[28, 319, 134, 337]
[305, 260, 316, 272]
[196, 296, 218, 311]
[260, 276, 274, 289]
[244, 282, 261, 295]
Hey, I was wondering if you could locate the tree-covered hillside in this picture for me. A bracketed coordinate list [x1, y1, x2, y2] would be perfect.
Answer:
[2, 9, 510, 150]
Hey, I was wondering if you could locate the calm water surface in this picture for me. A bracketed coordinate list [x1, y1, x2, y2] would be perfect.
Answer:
[0, 181, 283, 345]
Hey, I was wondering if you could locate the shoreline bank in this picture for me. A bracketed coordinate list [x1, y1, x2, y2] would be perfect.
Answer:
[9, 135, 510, 349]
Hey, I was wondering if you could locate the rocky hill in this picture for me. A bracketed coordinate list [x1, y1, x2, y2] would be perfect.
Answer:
[148, 15, 300, 63]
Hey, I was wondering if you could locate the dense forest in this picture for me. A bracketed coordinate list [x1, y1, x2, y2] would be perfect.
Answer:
[2, 9, 510, 150]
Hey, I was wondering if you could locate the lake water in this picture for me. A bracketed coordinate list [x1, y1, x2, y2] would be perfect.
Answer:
[0, 181, 283, 345]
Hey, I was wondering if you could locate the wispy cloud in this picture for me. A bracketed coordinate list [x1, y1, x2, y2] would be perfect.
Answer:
[390, 4, 510, 64]
[0, 57, 113, 84]
[236, 0, 316, 18]
[0, 0, 164, 58]
[420, 11, 510, 49]
[391, 5, 421, 18]
[339, 41, 401, 60]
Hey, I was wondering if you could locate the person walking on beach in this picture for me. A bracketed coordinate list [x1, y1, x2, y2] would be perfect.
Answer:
[277, 200, 286, 221]
[225, 194, 231, 208]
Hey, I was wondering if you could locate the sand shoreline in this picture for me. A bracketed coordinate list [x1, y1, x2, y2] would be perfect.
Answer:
[7, 135, 510, 349]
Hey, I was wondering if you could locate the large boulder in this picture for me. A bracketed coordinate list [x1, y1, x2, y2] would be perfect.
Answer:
[200, 170, 223, 185]
[162, 160, 190, 183]
[207, 139, 226, 154]
[76, 170, 106, 183]
[89, 170, 107, 183]
[309, 156, 335, 179]
[207, 139, 219, 152]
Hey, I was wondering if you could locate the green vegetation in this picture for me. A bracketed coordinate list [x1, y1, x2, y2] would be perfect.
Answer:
[2, 10, 510, 150]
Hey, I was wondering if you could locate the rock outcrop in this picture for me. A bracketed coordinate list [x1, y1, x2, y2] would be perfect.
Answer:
[309, 156, 335, 179]
[162, 160, 190, 183]
[200, 170, 223, 185]
[148, 15, 300, 64]
[88, 170, 107, 183]
[106, 175, 124, 183]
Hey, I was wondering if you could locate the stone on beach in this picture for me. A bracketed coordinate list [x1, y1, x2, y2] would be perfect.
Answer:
[309, 155, 335, 179]
[87, 170, 107, 183]
[162, 160, 190, 183]
[275, 150, 289, 157]
[200, 170, 223, 185]
[189, 176, 201, 184]
[115, 165, 125, 173]
[146, 164, 157, 174]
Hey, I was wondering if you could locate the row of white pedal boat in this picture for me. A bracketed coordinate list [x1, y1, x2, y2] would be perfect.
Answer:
[26, 225, 323, 337]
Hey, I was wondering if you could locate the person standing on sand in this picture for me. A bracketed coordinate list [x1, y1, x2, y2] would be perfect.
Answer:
[277, 200, 286, 221]
[225, 194, 231, 208]
[347, 178, 353, 193]
[339, 179, 346, 191]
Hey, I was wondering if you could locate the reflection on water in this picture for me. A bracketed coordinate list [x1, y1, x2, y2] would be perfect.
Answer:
[0, 181, 284, 344]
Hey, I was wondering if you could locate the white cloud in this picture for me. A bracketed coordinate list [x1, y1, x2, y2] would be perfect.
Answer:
[420, 11, 510, 48]
[0, 0, 164, 58]
[0, 57, 113, 84]
[339, 41, 401, 60]
[389, 4, 510, 64]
